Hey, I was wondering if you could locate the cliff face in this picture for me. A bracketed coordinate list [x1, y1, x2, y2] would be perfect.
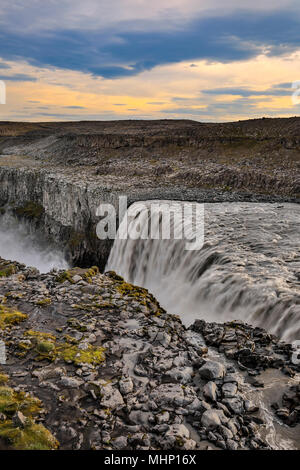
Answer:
[0, 165, 115, 269]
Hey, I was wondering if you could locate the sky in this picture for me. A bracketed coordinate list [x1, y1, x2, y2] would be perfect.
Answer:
[0, 0, 299, 122]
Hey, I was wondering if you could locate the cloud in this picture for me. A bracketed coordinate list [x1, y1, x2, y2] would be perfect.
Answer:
[0, 10, 300, 79]
[162, 97, 299, 118]
[274, 82, 295, 89]
[201, 86, 292, 97]
[0, 73, 37, 81]
[1, 1, 298, 33]
[64, 105, 86, 109]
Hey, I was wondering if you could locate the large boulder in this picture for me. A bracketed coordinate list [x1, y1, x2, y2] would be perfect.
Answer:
[199, 360, 226, 381]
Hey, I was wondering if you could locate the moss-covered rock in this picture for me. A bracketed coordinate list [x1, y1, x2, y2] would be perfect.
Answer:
[0, 385, 58, 450]
[0, 260, 18, 278]
[107, 272, 165, 317]
[36, 341, 55, 354]
[14, 201, 44, 220]
[56, 266, 99, 284]
[36, 298, 52, 306]
[0, 420, 59, 450]
[22, 329, 105, 365]
[0, 386, 41, 416]
[0, 373, 8, 385]
[0, 305, 27, 330]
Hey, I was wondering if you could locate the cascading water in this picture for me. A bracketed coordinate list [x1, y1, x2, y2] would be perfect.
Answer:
[107, 201, 300, 342]
[0, 213, 68, 273]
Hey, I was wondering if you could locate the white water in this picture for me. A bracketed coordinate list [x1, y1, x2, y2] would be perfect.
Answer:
[0, 214, 68, 273]
[107, 202, 300, 342]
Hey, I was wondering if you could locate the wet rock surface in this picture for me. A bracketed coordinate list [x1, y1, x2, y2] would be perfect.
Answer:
[0, 258, 299, 450]
[273, 383, 300, 427]
[192, 319, 299, 374]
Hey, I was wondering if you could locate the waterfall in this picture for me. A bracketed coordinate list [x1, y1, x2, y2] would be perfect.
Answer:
[107, 201, 300, 342]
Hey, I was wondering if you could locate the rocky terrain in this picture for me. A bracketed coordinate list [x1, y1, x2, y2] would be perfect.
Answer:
[0, 118, 300, 198]
[0, 257, 299, 450]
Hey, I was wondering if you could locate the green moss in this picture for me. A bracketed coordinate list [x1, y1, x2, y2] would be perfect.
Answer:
[0, 421, 59, 450]
[0, 386, 41, 416]
[0, 264, 17, 278]
[71, 301, 113, 312]
[58, 343, 105, 365]
[56, 270, 74, 284]
[36, 298, 52, 306]
[68, 231, 85, 249]
[62, 334, 78, 344]
[0, 259, 19, 278]
[36, 341, 55, 354]
[15, 201, 44, 220]
[0, 386, 58, 450]
[83, 266, 99, 278]
[23, 329, 105, 365]
[67, 318, 87, 332]
[111, 275, 165, 317]
[24, 330, 56, 342]
[106, 271, 124, 282]
[56, 266, 99, 284]
[17, 341, 32, 352]
[0, 373, 8, 385]
[0, 305, 27, 330]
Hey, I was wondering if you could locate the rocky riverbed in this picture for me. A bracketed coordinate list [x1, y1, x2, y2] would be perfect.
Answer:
[0, 257, 299, 450]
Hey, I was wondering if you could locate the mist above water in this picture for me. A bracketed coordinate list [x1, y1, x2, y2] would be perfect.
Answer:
[0, 213, 68, 273]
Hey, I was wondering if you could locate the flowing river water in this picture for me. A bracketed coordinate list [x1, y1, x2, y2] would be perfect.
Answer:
[107, 202, 300, 342]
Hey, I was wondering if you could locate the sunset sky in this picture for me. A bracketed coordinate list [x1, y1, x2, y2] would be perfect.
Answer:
[0, 0, 300, 122]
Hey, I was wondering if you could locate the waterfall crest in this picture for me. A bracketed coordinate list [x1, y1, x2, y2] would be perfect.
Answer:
[107, 202, 300, 342]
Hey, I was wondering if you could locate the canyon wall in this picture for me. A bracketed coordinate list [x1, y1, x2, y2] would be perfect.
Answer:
[0, 166, 116, 269]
